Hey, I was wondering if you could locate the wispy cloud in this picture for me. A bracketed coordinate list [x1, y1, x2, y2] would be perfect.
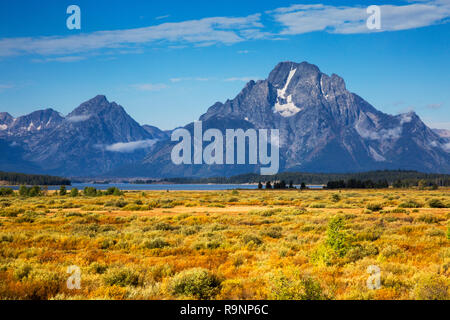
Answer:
[271, 1, 450, 35]
[0, 1, 448, 59]
[155, 15, 170, 20]
[426, 103, 443, 110]
[105, 139, 157, 152]
[224, 76, 260, 82]
[170, 77, 211, 83]
[0, 84, 14, 92]
[130, 83, 168, 91]
[32, 56, 86, 63]
[0, 14, 263, 58]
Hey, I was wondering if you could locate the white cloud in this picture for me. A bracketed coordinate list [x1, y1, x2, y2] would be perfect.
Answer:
[170, 77, 211, 83]
[32, 56, 86, 63]
[444, 142, 450, 152]
[426, 103, 443, 110]
[271, 1, 450, 35]
[131, 83, 168, 91]
[0, 14, 263, 58]
[66, 114, 91, 122]
[105, 139, 157, 152]
[355, 124, 403, 140]
[155, 15, 170, 20]
[224, 76, 260, 82]
[0, 2, 448, 59]
[0, 84, 14, 92]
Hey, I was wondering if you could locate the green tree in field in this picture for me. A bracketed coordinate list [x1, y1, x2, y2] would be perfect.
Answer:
[418, 179, 427, 189]
[19, 185, 28, 197]
[70, 188, 79, 197]
[265, 181, 272, 189]
[325, 217, 352, 257]
[83, 187, 98, 197]
[0, 187, 13, 196]
[300, 182, 307, 190]
[28, 186, 41, 197]
[59, 185, 67, 196]
[105, 187, 123, 196]
[258, 182, 263, 189]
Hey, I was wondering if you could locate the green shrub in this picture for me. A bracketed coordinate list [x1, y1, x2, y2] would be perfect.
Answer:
[416, 214, 440, 224]
[242, 234, 263, 246]
[114, 200, 127, 208]
[413, 274, 449, 300]
[0, 187, 13, 196]
[169, 268, 221, 299]
[366, 203, 383, 211]
[14, 264, 32, 281]
[331, 194, 341, 202]
[270, 271, 326, 300]
[19, 185, 28, 197]
[428, 199, 446, 208]
[144, 238, 169, 249]
[28, 186, 41, 197]
[154, 222, 176, 231]
[309, 203, 326, 208]
[18, 185, 41, 197]
[103, 268, 140, 287]
[399, 200, 422, 208]
[262, 226, 282, 239]
[70, 188, 79, 197]
[392, 208, 407, 213]
[83, 187, 98, 197]
[59, 185, 67, 196]
[89, 262, 108, 274]
[105, 187, 123, 196]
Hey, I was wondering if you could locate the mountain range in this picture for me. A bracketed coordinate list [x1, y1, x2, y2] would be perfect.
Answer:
[1, 61, 449, 177]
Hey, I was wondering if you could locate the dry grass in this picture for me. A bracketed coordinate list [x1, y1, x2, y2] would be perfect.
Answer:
[0, 188, 449, 300]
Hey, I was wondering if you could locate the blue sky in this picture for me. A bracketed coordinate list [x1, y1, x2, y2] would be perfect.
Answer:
[0, 0, 449, 130]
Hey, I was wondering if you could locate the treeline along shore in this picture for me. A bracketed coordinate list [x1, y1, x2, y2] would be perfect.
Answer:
[163, 170, 450, 187]
[0, 171, 70, 186]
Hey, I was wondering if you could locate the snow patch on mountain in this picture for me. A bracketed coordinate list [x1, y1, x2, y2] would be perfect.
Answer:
[400, 113, 413, 125]
[0, 124, 7, 130]
[369, 146, 386, 162]
[273, 68, 302, 117]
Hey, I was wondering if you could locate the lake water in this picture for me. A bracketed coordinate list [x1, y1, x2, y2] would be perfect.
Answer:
[5, 183, 325, 191]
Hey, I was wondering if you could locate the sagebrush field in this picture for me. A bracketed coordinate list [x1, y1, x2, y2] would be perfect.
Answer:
[0, 188, 449, 300]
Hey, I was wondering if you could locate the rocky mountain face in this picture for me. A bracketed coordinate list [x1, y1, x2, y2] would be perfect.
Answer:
[1, 61, 449, 177]
[0, 95, 165, 176]
[138, 61, 450, 177]
[0, 109, 64, 137]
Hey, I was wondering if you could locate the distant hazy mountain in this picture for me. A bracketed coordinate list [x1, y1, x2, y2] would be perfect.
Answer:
[0, 109, 64, 137]
[0, 95, 166, 176]
[1, 61, 449, 177]
[433, 129, 450, 139]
